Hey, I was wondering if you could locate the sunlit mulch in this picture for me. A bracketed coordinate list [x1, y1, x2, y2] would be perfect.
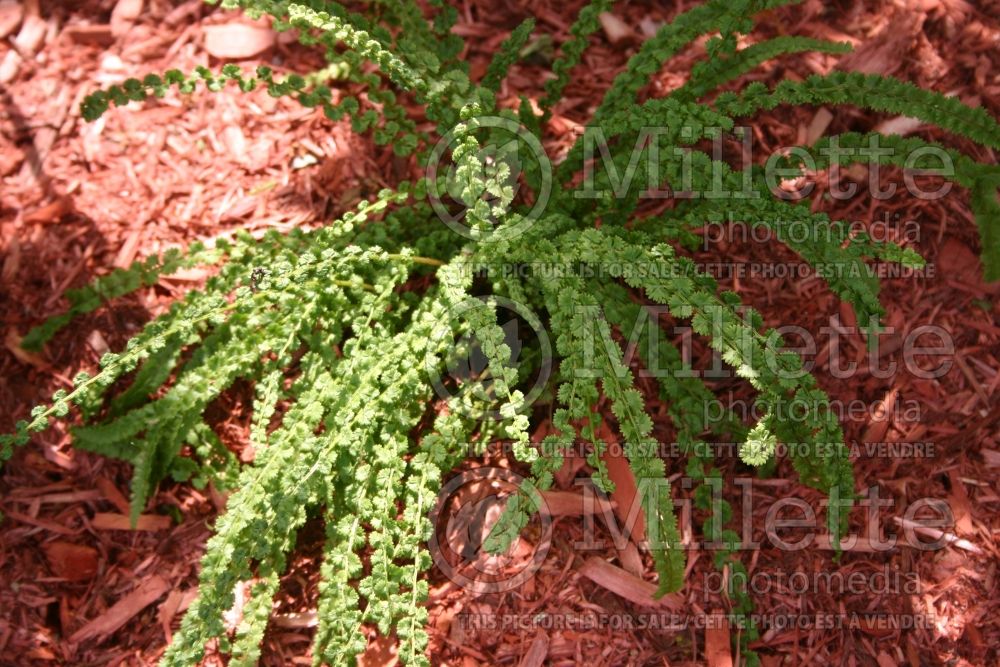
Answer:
[1, 0, 998, 665]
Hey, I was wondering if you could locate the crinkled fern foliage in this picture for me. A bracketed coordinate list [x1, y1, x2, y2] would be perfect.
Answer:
[3, 0, 1000, 665]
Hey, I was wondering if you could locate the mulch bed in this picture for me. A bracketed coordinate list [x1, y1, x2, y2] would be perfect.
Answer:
[1, 0, 998, 665]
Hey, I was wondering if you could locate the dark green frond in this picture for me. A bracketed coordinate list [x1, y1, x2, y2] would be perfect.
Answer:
[673, 36, 853, 101]
[715, 72, 1000, 149]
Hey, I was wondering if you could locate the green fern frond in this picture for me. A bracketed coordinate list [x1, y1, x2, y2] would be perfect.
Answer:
[593, 0, 800, 122]
[971, 173, 1000, 281]
[540, 0, 614, 113]
[483, 19, 536, 92]
[229, 561, 281, 667]
[715, 72, 1000, 149]
[8, 2, 999, 665]
[21, 243, 219, 349]
[673, 36, 853, 102]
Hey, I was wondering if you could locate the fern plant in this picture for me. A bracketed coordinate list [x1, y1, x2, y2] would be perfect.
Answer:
[4, 0, 999, 665]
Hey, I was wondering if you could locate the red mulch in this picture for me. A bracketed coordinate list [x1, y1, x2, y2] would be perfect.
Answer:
[1, 0, 999, 666]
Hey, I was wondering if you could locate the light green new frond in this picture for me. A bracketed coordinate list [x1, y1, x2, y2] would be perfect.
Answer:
[313, 513, 367, 665]
[286, 4, 428, 93]
[229, 560, 282, 667]
[250, 367, 284, 450]
[740, 418, 777, 466]
[437, 257, 532, 458]
[164, 356, 336, 665]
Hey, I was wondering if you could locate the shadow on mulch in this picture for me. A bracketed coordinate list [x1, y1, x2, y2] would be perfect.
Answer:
[0, 85, 140, 432]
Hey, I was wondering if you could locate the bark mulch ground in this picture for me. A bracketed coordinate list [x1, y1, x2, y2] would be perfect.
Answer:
[1, 0, 998, 665]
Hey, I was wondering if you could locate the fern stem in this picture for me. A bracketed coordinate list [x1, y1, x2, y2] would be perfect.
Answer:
[386, 253, 445, 266]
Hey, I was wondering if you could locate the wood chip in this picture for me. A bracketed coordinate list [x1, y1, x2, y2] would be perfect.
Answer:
[578, 557, 680, 609]
[937, 238, 981, 284]
[113, 227, 142, 269]
[220, 194, 257, 221]
[222, 125, 248, 163]
[12, 13, 46, 55]
[876, 651, 897, 667]
[947, 469, 974, 535]
[539, 490, 616, 516]
[598, 12, 633, 45]
[875, 115, 924, 137]
[357, 634, 399, 667]
[615, 538, 644, 577]
[23, 195, 74, 224]
[705, 614, 733, 667]
[87, 330, 110, 356]
[805, 107, 834, 145]
[0, 141, 24, 176]
[91, 512, 172, 531]
[553, 447, 587, 489]
[64, 24, 115, 47]
[517, 632, 549, 667]
[0, 0, 23, 40]
[271, 610, 318, 628]
[598, 424, 645, 542]
[42, 541, 100, 581]
[96, 477, 132, 514]
[160, 267, 209, 283]
[4, 329, 48, 369]
[836, 17, 919, 77]
[69, 575, 170, 643]
[891, 517, 983, 554]
[861, 387, 899, 444]
[0, 49, 21, 83]
[639, 17, 660, 38]
[34, 490, 102, 504]
[1, 234, 19, 283]
[25, 647, 57, 660]
[157, 588, 197, 642]
[110, 0, 143, 37]
[4, 509, 78, 535]
[203, 23, 276, 59]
